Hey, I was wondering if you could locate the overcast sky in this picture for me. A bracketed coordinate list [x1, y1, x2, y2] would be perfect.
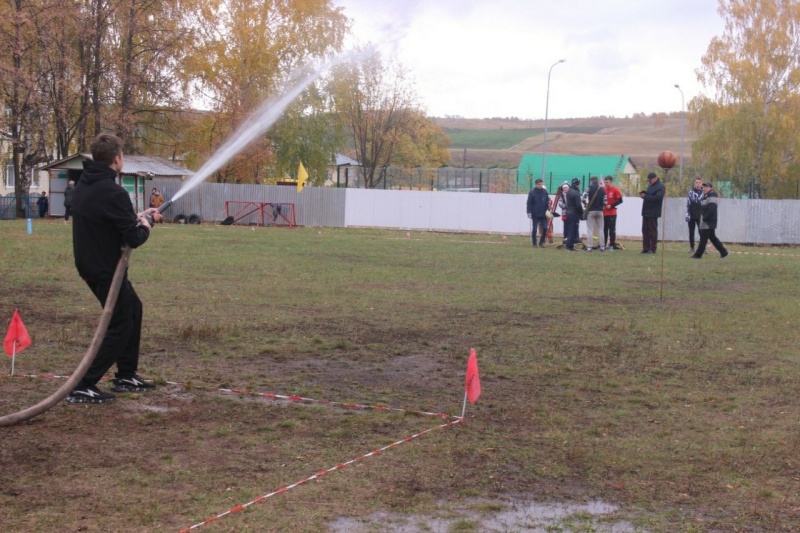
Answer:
[331, 0, 726, 119]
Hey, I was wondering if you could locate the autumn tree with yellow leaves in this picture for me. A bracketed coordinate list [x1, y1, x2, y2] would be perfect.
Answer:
[179, 0, 348, 183]
[0, 0, 452, 195]
[691, 0, 800, 198]
[330, 50, 450, 189]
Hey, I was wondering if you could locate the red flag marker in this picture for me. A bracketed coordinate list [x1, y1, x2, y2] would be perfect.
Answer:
[4, 309, 31, 375]
[465, 348, 481, 403]
[461, 348, 481, 418]
[4, 309, 31, 356]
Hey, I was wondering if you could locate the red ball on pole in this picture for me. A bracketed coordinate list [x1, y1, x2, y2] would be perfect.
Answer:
[657, 151, 677, 170]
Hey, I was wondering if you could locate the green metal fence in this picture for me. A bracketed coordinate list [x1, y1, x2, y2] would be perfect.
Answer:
[332, 166, 522, 193]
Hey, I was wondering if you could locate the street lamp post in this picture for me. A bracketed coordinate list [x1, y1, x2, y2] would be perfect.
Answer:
[674, 84, 685, 183]
[541, 59, 565, 183]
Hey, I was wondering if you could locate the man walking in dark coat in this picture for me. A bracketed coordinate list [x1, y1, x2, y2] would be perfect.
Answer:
[67, 134, 163, 404]
[63, 179, 75, 223]
[526, 178, 550, 248]
[691, 182, 729, 259]
[639, 172, 665, 254]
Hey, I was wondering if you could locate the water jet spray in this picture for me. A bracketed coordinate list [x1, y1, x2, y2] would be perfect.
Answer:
[1, 49, 370, 426]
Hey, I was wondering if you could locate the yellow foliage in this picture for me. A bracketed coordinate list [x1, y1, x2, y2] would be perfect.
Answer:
[691, 0, 800, 197]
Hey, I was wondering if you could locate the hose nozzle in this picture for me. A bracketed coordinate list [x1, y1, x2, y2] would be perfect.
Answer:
[145, 200, 173, 226]
[157, 200, 173, 215]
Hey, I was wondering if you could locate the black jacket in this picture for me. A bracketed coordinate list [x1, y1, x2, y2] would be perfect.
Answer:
[526, 187, 550, 217]
[641, 179, 666, 218]
[699, 190, 719, 230]
[566, 186, 584, 216]
[63, 183, 75, 207]
[585, 182, 606, 212]
[72, 161, 150, 282]
[686, 186, 703, 220]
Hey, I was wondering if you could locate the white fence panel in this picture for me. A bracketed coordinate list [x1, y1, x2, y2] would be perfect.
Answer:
[150, 182, 800, 244]
[345, 189, 533, 234]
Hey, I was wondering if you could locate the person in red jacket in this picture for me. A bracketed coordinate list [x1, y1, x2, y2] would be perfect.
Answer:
[602, 175, 623, 250]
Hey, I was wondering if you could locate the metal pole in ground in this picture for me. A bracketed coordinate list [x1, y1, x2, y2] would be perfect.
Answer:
[660, 169, 669, 302]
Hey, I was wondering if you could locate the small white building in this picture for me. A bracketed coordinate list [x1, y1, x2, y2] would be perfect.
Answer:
[41, 153, 193, 215]
[327, 154, 361, 187]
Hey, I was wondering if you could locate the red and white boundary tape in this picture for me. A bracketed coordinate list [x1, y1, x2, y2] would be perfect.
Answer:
[205, 385, 451, 419]
[4, 374, 451, 419]
[733, 250, 800, 258]
[178, 417, 463, 532]
[7, 374, 467, 531]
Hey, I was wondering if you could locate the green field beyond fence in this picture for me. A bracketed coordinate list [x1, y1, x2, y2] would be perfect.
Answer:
[2, 221, 799, 531]
[445, 128, 544, 149]
[445, 126, 606, 149]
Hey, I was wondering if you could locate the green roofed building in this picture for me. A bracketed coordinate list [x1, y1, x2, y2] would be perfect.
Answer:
[516, 154, 639, 193]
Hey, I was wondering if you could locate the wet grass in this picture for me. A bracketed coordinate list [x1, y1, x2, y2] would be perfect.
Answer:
[1, 219, 800, 531]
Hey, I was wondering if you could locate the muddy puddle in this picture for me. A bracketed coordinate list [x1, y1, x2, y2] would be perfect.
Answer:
[330, 496, 642, 532]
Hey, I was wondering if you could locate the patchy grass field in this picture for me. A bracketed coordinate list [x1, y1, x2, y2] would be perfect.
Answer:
[445, 128, 545, 149]
[439, 116, 697, 166]
[446, 126, 608, 150]
[1, 220, 799, 532]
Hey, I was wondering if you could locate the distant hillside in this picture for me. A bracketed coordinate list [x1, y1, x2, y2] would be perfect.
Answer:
[435, 117, 697, 168]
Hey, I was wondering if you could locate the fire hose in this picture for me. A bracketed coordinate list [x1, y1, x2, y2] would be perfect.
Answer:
[0, 246, 131, 427]
[0, 200, 172, 427]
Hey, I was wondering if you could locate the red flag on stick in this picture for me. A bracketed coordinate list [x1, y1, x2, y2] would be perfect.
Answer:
[465, 348, 481, 404]
[4, 309, 31, 357]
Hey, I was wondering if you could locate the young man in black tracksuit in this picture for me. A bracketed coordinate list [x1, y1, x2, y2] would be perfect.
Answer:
[67, 134, 163, 404]
[685, 178, 704, 253]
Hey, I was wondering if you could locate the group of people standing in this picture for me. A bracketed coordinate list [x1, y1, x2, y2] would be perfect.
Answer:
[526, 173, 728, 258]
[527, 175, 623, 252]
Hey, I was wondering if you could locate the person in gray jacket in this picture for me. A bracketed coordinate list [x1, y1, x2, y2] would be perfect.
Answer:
[63, 179, 75, 223]
[691, 182, 729, 259]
